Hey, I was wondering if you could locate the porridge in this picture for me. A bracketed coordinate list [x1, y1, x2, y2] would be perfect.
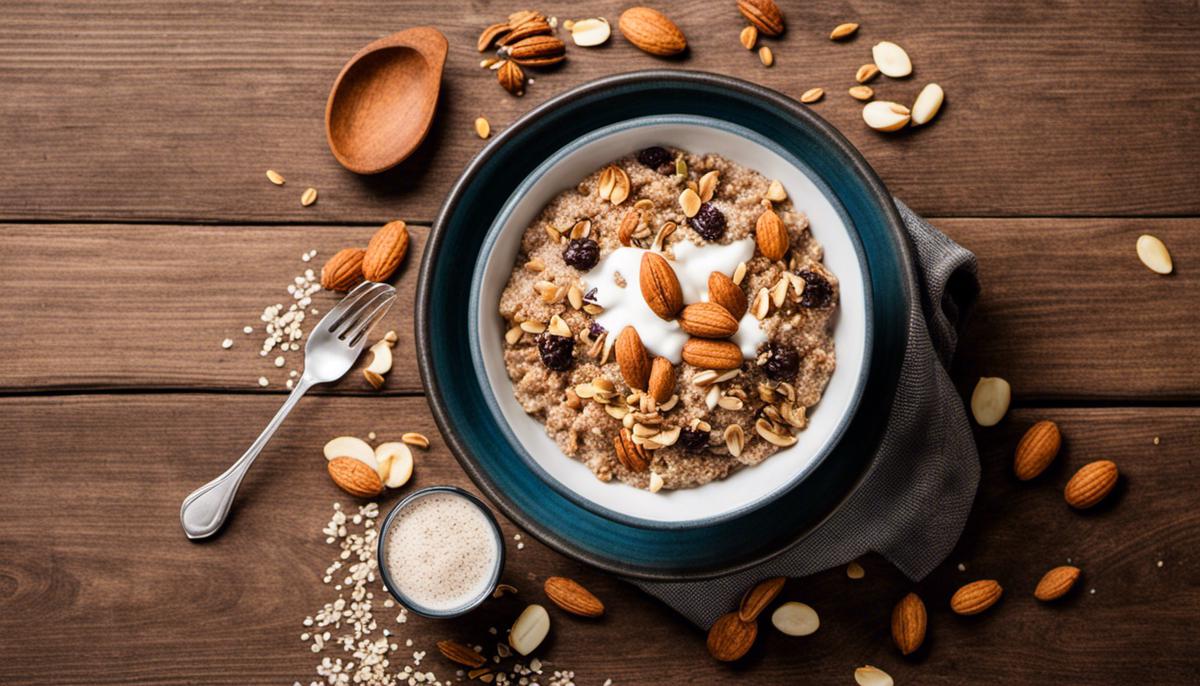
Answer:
[497, 147, 838, 491]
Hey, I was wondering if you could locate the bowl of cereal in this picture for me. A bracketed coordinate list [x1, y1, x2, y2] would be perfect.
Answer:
[418, 71, 914, 579]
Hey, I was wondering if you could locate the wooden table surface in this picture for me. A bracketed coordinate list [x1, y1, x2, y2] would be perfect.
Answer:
[2, 1, 1197, 684]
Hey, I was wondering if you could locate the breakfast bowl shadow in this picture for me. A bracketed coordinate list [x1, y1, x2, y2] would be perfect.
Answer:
[376, 486, 505, 619]
[417, 70, 916, 581]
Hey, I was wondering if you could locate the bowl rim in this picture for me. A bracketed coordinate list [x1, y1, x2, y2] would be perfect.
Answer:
[466, 113, 874, 529]
[417, 70, 916, 580]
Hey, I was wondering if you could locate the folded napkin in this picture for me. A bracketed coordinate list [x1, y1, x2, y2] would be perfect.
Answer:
[635, 201, 982, 628]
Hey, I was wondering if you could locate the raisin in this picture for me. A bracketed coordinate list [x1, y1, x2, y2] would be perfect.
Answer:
[797, 269, 834, 308]
[688, 202, 727, 240]
[562, 238, 600, 270]
[636, 146, 672, 171]
[762, 342, 800, 381]
[536, 333, 575, 371]
[679, 428, 709, 453]
[588, 321, 606, 338]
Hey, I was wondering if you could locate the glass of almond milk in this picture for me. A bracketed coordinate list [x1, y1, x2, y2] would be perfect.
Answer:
[377, 486, 505, 618]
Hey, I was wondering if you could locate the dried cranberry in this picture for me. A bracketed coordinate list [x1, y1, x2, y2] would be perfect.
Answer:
[536, 333, 574, 371]
[796, 269, 834, 308]
[636, 146, 672, 171]
[562, 238, 600, 270]
[679, 428, 709, 453]
[688, 203, 726, 241]
[762, 342, 800, 381]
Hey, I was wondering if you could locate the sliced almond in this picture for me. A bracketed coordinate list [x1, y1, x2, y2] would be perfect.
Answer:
[547, 314, 572, 338]
[323, 436, 377, 472]
[266, 169, 285, 186]
[375, 442, 414, 488]
[755, 418, 797, 447]
[401, 432, 430, 449]
[771, 601, 819, 636]
[765, 180, 787, 202]
[758, 45, 774, 67]
[872, 41, 912, 77]
[855, 63, 880, 83]
[648, 471, 664, 493]
[911, 83, 944, 126]
[971, 376, 1011, 426]
[724, 424, 745, 457]
[855, 666, 894, 686]
[300, 187, 318, 207]
[697, 170, 720, 203]
[570, 17, 611, 47]
[1136, 234, 1173, 274]
[751, 287, 770, 319]
[863, 101, 911, 132]
[848, 85, 874, 101]
[679, 188, 702, 218]
[800, 87, 824, 104]
[474, 117, 491, 139]
[739, 25, 758, 50]
[508, 604, 550, 656]
[366, 338, 395, 375]
[829, 22, 859, 40]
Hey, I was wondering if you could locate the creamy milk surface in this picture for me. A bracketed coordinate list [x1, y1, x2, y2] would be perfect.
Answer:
[385, 492, 498, 611]
[585, 238, 767, 361]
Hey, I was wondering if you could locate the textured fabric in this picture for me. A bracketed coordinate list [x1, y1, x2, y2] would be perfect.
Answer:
[634, 201, 981, 628]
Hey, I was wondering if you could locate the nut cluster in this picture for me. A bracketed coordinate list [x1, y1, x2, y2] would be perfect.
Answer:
[320, 220, 410, 291]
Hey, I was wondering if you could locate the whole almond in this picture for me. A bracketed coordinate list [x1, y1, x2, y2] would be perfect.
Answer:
[499, 18, 553, 46]
[950, 580, 1003, 615]
[478, 22, 511, 52]
[327, 456, 384, 497]
[506, 35, 566, 67]
[707, 611, 757, 662]
[755, 208, 789, 260]
[613, 427, 649, 472]
[682, 338, 743, 370]
[891, 593, 926, 655]
[1034, 566, 1081, 601]
[544, 576, 605, 617]
[648, 356, 676, 403]
[363, 220, 410, 282]
[680, 302, 739, 338]
[618, 7, 687, 56]
[738, 576, 786, 622]
[1064, 460, 1118, 509]
[708, 272, 748, 319]
[737, 0, 785, 36]
[437, 640, 487, 668]
[615, 326, 651, 391]
[1013, 420, 1061, 480]
[498, 59, 525, 95]
[321, 248, 366, 292]
[640, 252, 684, 319]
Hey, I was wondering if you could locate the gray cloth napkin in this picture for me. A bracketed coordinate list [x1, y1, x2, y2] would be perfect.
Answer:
[634, 201, 981, 628]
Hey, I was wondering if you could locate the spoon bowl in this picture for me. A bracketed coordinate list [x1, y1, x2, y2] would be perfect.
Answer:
[325, 27, 448, 174]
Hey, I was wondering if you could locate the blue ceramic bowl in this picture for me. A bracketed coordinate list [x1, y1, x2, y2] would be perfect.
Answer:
[417, 71, 915, 580]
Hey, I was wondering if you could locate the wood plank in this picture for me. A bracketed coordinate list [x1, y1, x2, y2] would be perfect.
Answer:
[0, 395, 1195, 684]
[1, 0, 1197, 223]
[1, 219, 1195, 400]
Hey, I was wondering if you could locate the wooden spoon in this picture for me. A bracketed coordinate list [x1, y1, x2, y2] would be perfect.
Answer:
[325, 27, 448, 175]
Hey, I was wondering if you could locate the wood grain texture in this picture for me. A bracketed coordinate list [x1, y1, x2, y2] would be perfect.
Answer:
[0, 0, 1197, 223]
[1, 219, 1194, 399]
[0, 396, 1195, 684]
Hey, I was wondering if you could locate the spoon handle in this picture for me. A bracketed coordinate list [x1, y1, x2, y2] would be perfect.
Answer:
[179, 375, 315, 539]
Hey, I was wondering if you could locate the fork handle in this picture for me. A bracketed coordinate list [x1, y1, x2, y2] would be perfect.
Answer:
[180, 375, 316, 539]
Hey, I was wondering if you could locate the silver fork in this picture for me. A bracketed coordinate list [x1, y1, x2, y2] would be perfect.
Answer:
[180, 281, 397, 539]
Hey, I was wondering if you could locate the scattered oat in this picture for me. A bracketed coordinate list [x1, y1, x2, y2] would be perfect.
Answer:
[1157, 560, 1164, 568]
[274, 355, 285, 368]
[957, 562, 966, 572]
[475, 117, 491, 139]
[258, 376, 269, 387]
[800, 87, 824, 104]
[221, 338, 234, 349]
[266, 169, 285, 185]
[1153, 436, 1160, 445]
[739, 25, 758, 50]
[830, 22, 859, 40]
[300, 187, 318, 207]
[243, 326, 253, 334]
[368, 431, 377, 441]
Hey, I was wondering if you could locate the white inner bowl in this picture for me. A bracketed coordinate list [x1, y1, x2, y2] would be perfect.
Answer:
[472, 116, 869, 527]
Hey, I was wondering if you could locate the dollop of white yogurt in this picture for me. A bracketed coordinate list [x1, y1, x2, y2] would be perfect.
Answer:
[584, 239, 766, 363]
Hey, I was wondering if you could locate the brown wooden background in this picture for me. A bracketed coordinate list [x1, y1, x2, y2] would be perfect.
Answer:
[1, 1, 1198, 684]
